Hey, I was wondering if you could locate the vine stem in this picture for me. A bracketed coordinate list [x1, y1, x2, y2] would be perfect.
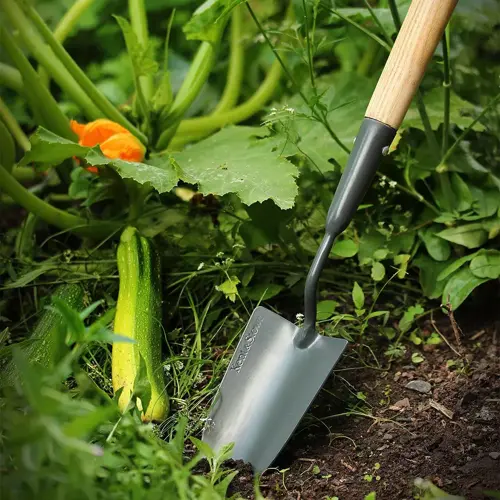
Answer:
[39, 0, 96, 87]
[0, 96, 31, 151]
[212, 4, 244, 114]
[247, 2, 349, 155]
[23, 3, 147, 144]
[2, 0, 102, 121]
[129, 0, 154, 102]
[438, 92, 500, 170]
[0, 164, 120, 238]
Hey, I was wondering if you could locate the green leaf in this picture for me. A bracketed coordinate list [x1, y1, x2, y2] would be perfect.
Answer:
[352, 282, 364, 310]
[114, 16, 159, 78]
[470, 187, 500, 218]
[51, 297, 86, 343]
[216, 276, 240, 302]
[371, 261, 385, 282]
[332, 239, 359, 258]
[183, 0, 243, 43]
[399, 305, 424, 334]
[436, 224, 488, 249]
[394, 254, 411, 279]
[22, 128, 179, 194]
[22, 127, 88, 166]
[0, 120, 15, 172]
[403, 88, 485, 132]
[441, 266, 489, 310]
[450, 173, 473, 212]
[190, 436, 215, 459]
[469, 250, 500, 279]
[413, 255, 450, 299]
[63, 405, 116, 439]
[317, 300, 339, 321]
[437, 252, 480, 281]
[246, 283, 284, 301]
[171, 126, 299, 209]
[411, 352, 425, 364]
[419, 226, 451, 261]
[358, 230, 386, 266]
[152, 71, 173, 113]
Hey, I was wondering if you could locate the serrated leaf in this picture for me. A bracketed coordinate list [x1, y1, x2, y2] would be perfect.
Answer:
[436, 224, 488, 249]
[403, 88, 485, 132]
[171, 126, 299, 209]
[183, 0, 243, 43]
[441, 266, 489, 310]
[22, 127, 180, 194]
[114, 16, 159, 78]
[216, 276, 240, 302]
[469, 250, 500, 279]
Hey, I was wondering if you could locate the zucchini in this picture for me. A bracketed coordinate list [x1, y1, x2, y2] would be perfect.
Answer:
[112, 226, 168, 422]
[2, 283, 84, 385]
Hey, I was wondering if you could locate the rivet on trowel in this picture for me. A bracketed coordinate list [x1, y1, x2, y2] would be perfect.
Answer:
[382, 146, 390, 156]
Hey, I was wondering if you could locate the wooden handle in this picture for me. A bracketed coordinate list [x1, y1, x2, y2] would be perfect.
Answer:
[365, 0, 458, 129]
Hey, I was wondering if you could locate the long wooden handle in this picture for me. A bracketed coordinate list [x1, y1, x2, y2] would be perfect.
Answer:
[365, 0, 458, 129]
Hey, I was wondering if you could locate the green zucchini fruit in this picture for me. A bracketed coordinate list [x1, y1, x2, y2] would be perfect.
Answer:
[2, 283, 84, 386]
[112, 226, 169, 422]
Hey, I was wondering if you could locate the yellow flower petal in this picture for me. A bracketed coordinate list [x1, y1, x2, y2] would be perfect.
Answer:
[99, 133, 146, 162]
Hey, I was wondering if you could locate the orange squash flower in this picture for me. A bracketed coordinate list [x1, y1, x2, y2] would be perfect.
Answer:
[70, 119, 146, 173]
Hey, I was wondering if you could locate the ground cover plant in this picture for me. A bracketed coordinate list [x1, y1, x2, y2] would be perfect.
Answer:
[0, 0, 499, 498]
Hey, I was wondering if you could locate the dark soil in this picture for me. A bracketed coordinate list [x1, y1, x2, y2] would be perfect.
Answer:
[227, 301, 500, 500]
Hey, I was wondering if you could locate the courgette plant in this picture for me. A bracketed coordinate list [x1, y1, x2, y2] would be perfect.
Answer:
[0, 0, 299, 420]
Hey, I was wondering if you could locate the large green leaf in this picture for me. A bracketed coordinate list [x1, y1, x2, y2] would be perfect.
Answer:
[413, 255, 451, 299]
[22, 128, 179, 193]
[403, 88, 485, 132]
[170, 126, 299, 209]
[436, 223, 488, 249]
[419, 225, 451, 261]
[470, 250, 500, 279]
[441, 266, 489, 310]
[275, 73, 375, 173]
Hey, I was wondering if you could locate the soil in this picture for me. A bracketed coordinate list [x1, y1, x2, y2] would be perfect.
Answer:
[225, 290, 500, 500]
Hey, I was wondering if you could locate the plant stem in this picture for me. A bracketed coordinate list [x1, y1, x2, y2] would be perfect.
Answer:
[39, 0, 96, 86]
[247, 3, 349, 155]
[167, 59, 282, 148]
[387, 0, 402, 30]
[2, 0, 102, 121]
[12, 167, 42, 182]
[0, 96, 31, 151]
[0, 25, 74, 140]
[0, 164, 120, 238]
[0, 62, 23, 93]
[129, 0, 154, 102]
[438, 92, 500, 170]
[212, 4, 244, 114]
[302, 0, 316, 90]
[23, 3, 147, 144]
[441, 26, 451, 156]
[363, 0, 393, 47]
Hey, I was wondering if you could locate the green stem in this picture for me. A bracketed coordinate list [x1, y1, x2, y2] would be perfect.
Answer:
[302, 0, 316, 90]
[23, 3, 147, 144]
[0, 62, 23, 93]
[39, 0, 96, 87]
[2, 0, 102, 121]
[329, 8, 392, 53]
[212, 5, 244, 114]
[441, 26, 451, 156]
[387, 0, 402, 30]
[167, 59, 282, 148]
[0, 25, 74, 140]
[156, 40, 221, 149]
[12, 166, 40, 182]
[0, 96, 31, 151]
[247, 3, 349, 155]
[438, 92, 500, 170]
[363, 0, 393, 47]
[129, 0, 154, 101]
[0, 164, 120, 238]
